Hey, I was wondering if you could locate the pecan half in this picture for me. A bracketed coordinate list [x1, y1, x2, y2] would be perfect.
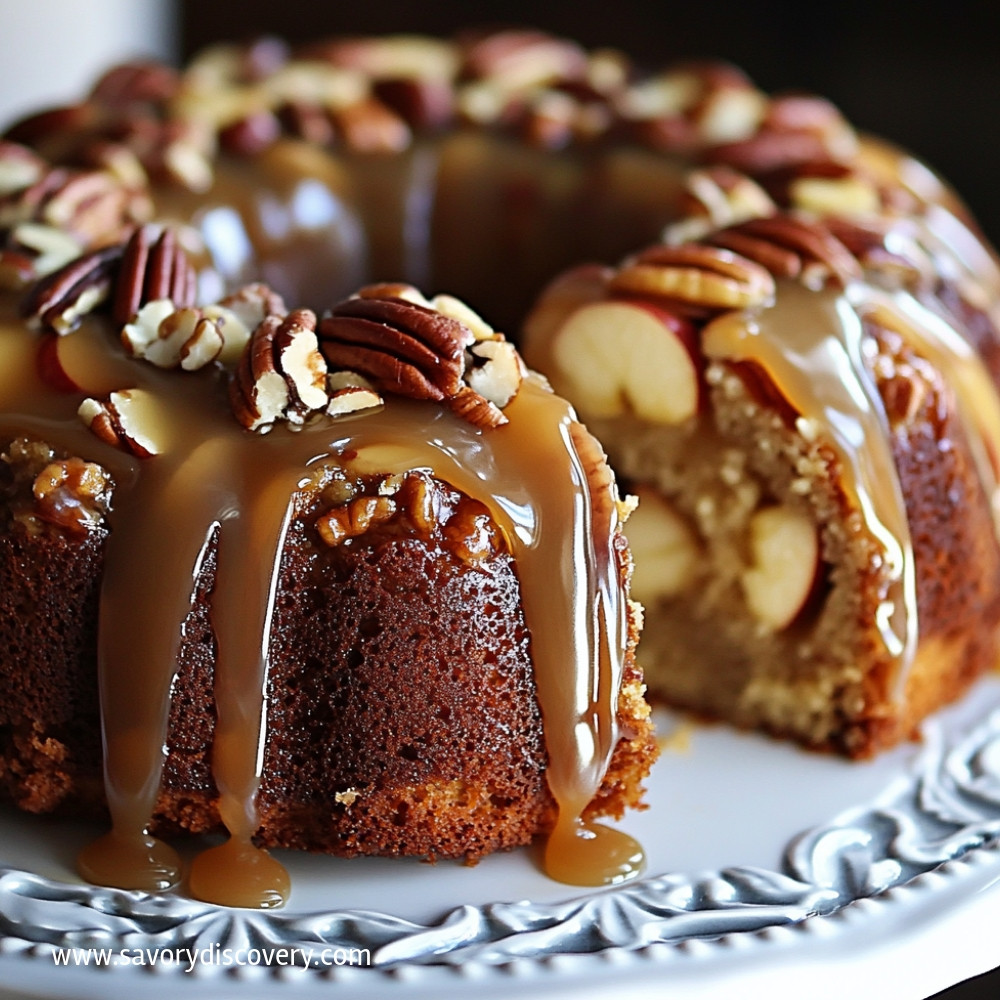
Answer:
[319, 295, 473, 401]
[78, 390, 161, 458]
[460, 30, 588, 89]
[22, 244, 124, 334]
[231, 309, 329, 431]
[113, 225, 197, 325]
[705, 215, 861, 288]
[665, 166, 776, 244]
[610, 243, 776, 312]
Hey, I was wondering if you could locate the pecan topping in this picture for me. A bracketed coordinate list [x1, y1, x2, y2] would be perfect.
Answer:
[113, 225, 197, 325]
[319, 295, 473, 401]
[89, 61, 181, 108]
[319, 288, 525, 428]
[231, 309, 329, 431]
[610, 244, 776, 312]
[706, 94, 857, 175]
[331, 99, 411, 153]
[22, 244, 124, 334]
[665, 166, 776, 244]
[372, 77, 454, 131]
[460, 30, 588, 89]
[78, 390, 162, 458]
[0, 156, 148, 246]
[123, 303, 228, 370]
[32, 457, 113, 537]
[0, 142, 46, 196]
[705, 215, 862, 288]
[447, 385, 507, 429]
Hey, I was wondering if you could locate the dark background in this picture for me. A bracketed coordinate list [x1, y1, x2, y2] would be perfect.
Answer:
[180, 4, 1000, 997]
[181, 0, 1000, 243]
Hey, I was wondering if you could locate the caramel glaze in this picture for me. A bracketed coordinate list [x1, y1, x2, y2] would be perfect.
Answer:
[0, 307, 639, 905]
[702, 241, 1000, 700]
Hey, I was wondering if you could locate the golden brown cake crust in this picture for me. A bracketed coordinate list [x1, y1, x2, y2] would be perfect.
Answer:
[0, 457, 655, 860]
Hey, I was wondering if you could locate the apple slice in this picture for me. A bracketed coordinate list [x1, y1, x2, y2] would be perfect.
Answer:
[741, 504, 821, 631]
[521, 264, 611, 374]
[624, 485, 699, 604]
[36, 334, 82, 393]
[551, 298, 700, 424]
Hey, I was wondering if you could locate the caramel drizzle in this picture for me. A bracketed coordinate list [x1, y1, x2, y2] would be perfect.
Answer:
[702, 282, 918, 678]
[0, 313, 637, 903]
[851, 286, 1000, 536]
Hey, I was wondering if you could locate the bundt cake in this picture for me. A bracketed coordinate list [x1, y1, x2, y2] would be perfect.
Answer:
[0, 26, 997, 906]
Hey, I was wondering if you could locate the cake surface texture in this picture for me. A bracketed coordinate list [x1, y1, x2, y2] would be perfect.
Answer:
[0, 26, 998, 904]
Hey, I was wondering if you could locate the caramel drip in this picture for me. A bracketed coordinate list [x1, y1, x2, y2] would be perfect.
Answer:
[702, 282, 918, 684]
[344, 378, 643, 885]
[852, 287, 1000, 535]
[0, 310, 635, 901]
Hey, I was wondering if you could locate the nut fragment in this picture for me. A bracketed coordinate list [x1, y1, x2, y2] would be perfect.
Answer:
[665, 166, 776, 244]
[32, 457, 113, 536]
[0, 142, 46, 196]
[316, 493, 396, 546]
[331, 99, 411, 153]
[611, 243, 776, 312]
[22, 243, 124, 334]
[231, 309, 329, 431]
[122, 301, 223, 369]
[465, 338, 523, 408]
[78, 389, 162, 458]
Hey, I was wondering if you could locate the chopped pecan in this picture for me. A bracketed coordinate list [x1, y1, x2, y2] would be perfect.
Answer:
[123, 301, 231, 370]
[465, 339, 522, 409]
[6, 222, 83, 282]
[113, 225, 197, 325]
[448, 385, 506, 429]
[78, 390, 161, 458]
[0, 160, 147, 244]
[32, 457, 113, 536]
[705, 215, 862, 288]
[231, 309, 329, 431]
[610, 243, 776, 312]
[823, 217, 930, 289]
[316, 493, 396, 547]
[22, 244, 124, 334]
[326, 371, 383, 416]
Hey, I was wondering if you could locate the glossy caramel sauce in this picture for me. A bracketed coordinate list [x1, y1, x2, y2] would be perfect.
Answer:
[703, 281, 917, 677]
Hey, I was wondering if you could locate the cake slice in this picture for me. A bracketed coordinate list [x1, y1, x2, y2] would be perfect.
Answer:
[524, 205, 1000, 758]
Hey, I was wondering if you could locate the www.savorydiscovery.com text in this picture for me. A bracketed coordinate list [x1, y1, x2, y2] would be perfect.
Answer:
[51, 943, 371, 973]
